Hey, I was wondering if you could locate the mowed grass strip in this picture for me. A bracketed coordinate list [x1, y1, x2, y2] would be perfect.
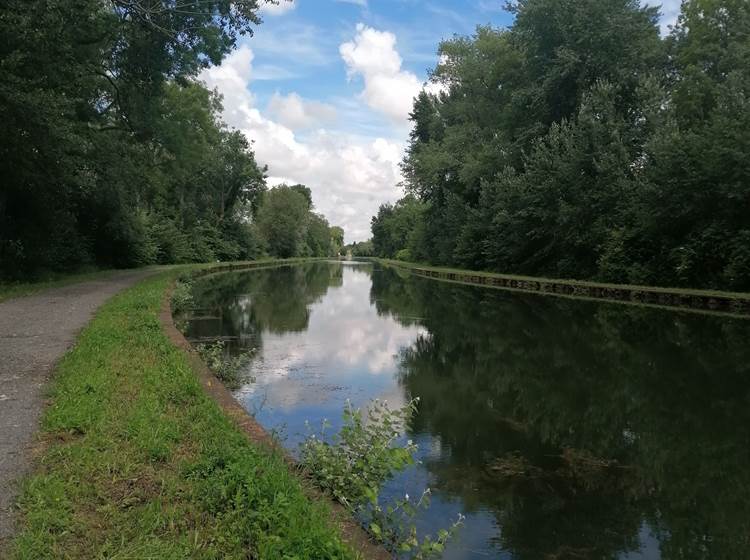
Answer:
[10, 273, 357, 560]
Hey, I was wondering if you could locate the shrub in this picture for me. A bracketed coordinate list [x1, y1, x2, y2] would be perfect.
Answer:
[196, 340, 255, 390]
[301, 399, 464, 558]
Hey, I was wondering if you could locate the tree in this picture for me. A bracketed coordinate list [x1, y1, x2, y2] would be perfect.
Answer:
[385, 0, 749, 290]
[256, 186, 311, 258]
[0, 0, 268, 277]
[371, 196, 426, 259]
[330, 226, 345, 256]
[305, 213, 333, 257]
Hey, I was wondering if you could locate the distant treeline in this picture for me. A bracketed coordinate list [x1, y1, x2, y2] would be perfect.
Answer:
[0, 0, 342, 279]
[370, 0, 750, 291]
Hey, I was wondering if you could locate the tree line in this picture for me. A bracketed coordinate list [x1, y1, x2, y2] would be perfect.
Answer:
[0, 0, 343, 280]
[370, 0, 750, 291]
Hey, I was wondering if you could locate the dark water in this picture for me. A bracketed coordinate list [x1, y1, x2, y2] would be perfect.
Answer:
[183, 261, 750, 560]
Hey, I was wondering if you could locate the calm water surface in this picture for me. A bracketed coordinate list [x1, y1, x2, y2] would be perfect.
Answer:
[184, 261, 750, 559]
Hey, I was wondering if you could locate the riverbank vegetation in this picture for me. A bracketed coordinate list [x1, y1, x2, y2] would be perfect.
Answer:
[370, 0, 750, 291]
[301, 399, 463, 558]
[0, 1, 343, 281]
[8, 272, 358, 559]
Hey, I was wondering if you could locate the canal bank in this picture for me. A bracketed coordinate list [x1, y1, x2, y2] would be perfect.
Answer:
[161, 269, 390, 560]
[376, 259, 750, 317]
[179, 260, 750, 559]
[5, 267, 369, 559]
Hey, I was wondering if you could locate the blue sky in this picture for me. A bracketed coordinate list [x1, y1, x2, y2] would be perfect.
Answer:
[252, 1, 513, 127]
[201, 0, 680, 242]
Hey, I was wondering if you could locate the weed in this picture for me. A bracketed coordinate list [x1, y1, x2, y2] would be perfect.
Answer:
[301, 399, 464, 559]
[196, 340, 255, 390]
[170, 276, 194, 314]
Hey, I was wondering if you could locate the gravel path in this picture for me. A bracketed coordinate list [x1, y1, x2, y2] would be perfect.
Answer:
[0, 269, 156, 546]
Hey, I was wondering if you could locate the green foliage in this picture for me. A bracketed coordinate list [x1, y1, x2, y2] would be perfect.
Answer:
[301, 399, 463, 558]
[367, 490, 464, 559]
[256, 186, 312, 258]
[196, 340, 255, 390]
[301, 400, 418, 508]
[371, 196, 426, 260]
[330, 226, 346, 256]
[386, 0, 750, 290]
[395, 249, 412, 262]
[10, 273, 357, 559]
[255, 184, 345, 259]
[0, 0, 267, 279]
[345, 240, 375, 258]
[170, 277, 194, 315]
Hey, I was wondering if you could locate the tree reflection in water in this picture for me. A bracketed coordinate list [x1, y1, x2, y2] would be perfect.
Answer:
[371, 266, 750, 560]
[182, 262, 345, 353]
[182, 263, 750, 559]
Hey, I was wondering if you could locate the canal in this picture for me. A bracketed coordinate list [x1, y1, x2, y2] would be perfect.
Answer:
[182, 261, 750, 559]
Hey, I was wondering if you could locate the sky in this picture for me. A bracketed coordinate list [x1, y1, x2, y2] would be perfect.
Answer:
[200, 0, 682, 243]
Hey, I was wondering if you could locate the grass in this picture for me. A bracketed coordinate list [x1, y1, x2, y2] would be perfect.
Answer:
[377, 258, 750, 300]
[0, 269, 122, 303]
[9, 271, 358, 560]
[0, 259, 336, 303]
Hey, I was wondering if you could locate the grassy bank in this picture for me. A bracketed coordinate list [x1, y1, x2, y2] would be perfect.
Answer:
[377, 259, 750, 315]
[9, 272, 357, 559]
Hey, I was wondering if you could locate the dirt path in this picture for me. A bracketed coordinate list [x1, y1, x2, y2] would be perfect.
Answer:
[0, 269, 156, 546]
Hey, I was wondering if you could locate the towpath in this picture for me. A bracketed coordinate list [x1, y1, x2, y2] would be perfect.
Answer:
[0, 269, 155, 548]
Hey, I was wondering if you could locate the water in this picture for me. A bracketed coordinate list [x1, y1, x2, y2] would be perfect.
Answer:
[183, 261, 750, 559]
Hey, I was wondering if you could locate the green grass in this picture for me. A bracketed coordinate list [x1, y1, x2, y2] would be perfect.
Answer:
[377, 259, 750, 300]
[0, 258, 332, 303]
[0, 269, 124, 303]
[9, 272, 357, 560]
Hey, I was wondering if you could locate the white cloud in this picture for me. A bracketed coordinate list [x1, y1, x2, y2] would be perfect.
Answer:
[251, 21, 333, 67]
[252, 64, 300, 81]
[340, 23, 423, 123]
[200, 45, 406, 242]
[267, 92, 337, 130]
[336, 0, 368, 6]
[200, 45, 256, 125]
[258, 0, 296, 16]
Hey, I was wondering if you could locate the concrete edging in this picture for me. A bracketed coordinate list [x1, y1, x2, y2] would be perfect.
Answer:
[159, 270, 390, 560]
[379, 260, 750, 317]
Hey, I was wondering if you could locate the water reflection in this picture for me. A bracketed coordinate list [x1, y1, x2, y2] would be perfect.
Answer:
[183, 262, 750, 559]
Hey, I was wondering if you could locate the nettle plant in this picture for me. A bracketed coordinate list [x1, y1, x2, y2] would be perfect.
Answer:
[300, 398, 464, 559]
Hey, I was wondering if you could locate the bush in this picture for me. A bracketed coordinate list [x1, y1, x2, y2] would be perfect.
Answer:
[196, 340, 255, 390]
[301, 399, 464, 558]
[395, 249, 412, 262]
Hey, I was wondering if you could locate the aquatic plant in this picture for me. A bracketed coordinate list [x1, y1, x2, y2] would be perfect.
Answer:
[301, 398, 464, 558]
[196, 340, 255, 390]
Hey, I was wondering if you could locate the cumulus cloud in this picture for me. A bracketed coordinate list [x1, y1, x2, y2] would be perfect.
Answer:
[200, 46, 405, 242]
[340, 23, 423, 123]
[267, 92, 337, 130]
